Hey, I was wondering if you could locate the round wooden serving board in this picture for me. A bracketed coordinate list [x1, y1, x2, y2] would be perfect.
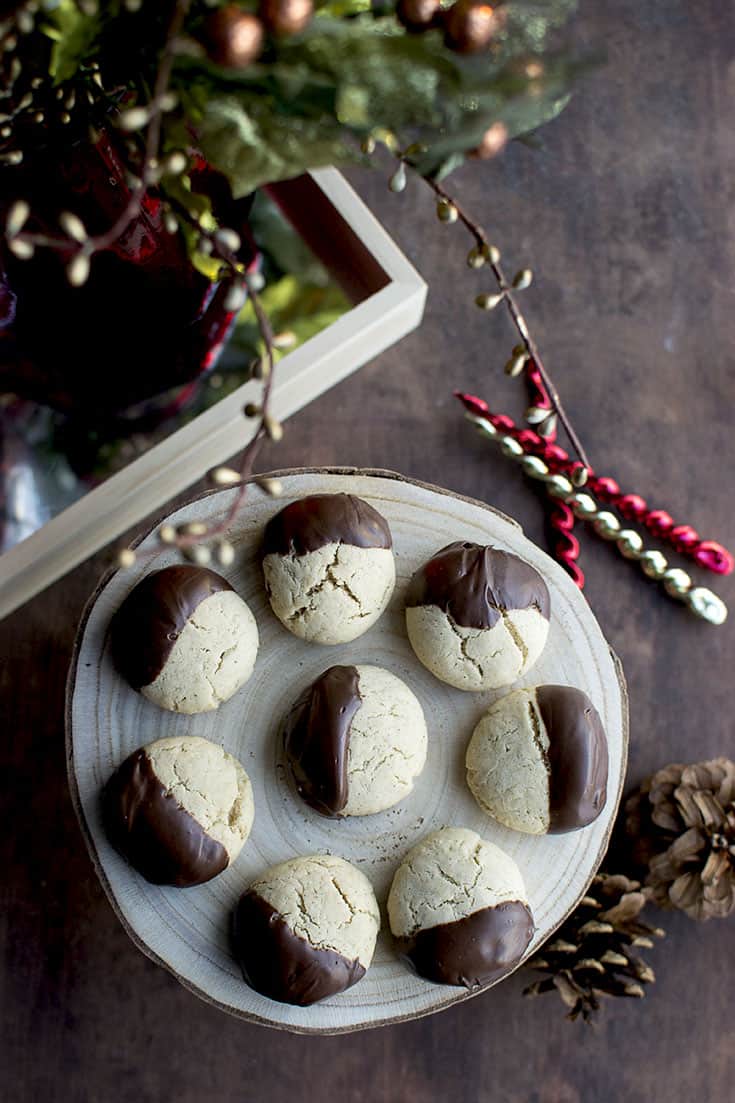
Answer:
[66, 468, 628, 1034]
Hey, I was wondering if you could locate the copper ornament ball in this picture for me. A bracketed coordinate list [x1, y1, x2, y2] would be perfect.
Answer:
[468, 121, 509, 160]
[204, 5, 265, 68]
[444, 0, 499, 55]
[259, 0, 314, 36]
[396, 0, 440, 32]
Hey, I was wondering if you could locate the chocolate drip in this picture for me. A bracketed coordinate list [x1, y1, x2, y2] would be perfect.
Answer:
[102, 749, 228, 887]
[110, 565, 233, 689]
[233, 891, 366, 1006]
[262, 493, 392, 558]
[396, 901, 534, 988]
[536, 685, 609, 832]
[284, 665, 362, 817]
[405, 542, 550, 629]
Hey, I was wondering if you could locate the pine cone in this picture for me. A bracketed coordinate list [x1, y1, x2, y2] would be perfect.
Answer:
[523, 873, 664, 1022]
[625, 758, 735, 921]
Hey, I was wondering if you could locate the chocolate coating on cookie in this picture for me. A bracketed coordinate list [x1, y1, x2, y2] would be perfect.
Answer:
[405, 542, 550, 630]
[110, 565, 233, 689]
[233, 891, 366, 1006]
[284, 665, 362, 817]
[396, 901, 534, 989]
[102, 749, 228, 887]
[536, 685, 609, 832]
[262, 493, 392, 558]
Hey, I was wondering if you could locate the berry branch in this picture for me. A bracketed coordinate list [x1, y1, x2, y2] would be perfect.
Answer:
[394, 149, 592, 478]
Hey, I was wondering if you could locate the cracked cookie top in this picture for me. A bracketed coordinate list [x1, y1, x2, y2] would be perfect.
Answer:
[387, 827, 534, 989]
[102, 735, 254, 887]
[262, 493, 392, 558]
[466, 686, 608, 835]
[405, 541, 550, 629]
[233, 854, 380, 1005]
[111, 565, 234, 690]
[405, 543, 551, 691]
[111, 565, 259, 713]
[284, 664, 428, 818]
[262, 496, 396, 645]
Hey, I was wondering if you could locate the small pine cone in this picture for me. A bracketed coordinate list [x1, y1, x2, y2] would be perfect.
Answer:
[625, 758, 735, 921]
[523, 872, 664, 1022]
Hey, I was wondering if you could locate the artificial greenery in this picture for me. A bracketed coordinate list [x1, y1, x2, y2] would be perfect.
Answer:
[35, 0, 579, 194]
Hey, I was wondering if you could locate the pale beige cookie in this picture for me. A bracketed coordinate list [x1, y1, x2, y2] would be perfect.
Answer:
[103, 735, 254, 887]
[264, 544, 395, 645]
[110, 565, 258, 714]
[387, 827, 534, 989]
[142, 590, 258, 713]
[284, 664, 427, 818]
[466, 685, 609, 835]
[146, 735, 255, 860]
[261, 493, 395, 645]
[405, 542, 550, 691]
[233, 854, 380, 1005]
[345, 666, 427, 816]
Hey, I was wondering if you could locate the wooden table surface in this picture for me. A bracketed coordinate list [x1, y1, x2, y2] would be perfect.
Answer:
[2, 3, 734, 1100]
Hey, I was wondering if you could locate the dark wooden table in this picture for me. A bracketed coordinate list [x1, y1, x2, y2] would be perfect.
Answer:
[2, 3, 734, 1100]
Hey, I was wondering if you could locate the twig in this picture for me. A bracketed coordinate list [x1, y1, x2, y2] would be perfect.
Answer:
[403, 158, 592, 473]
[173, 281, 278, 552]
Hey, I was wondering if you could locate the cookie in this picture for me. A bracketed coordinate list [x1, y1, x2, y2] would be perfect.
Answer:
[233, 854, 380, 1005]
[387, 827, 534, 988]
[284, 664, 428, 817]
[466, 685, 608, 834]
[262, 493, 395, 644]
[405, 541, 550, 691]
[102, 735, 254, 887]
[110, 565, 259, 713]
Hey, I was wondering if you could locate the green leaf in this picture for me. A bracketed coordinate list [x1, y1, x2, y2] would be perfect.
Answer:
[169, 7, 583, 191]
[43, 0, 99, 84]
[189, 94, 356, 198]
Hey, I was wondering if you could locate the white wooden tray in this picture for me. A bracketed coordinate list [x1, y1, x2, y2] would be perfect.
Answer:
[66, 469, 628, 1034]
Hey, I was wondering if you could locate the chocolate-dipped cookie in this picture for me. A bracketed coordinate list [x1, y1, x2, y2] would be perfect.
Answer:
[387, 827, 534, 988]
[262, 493, 395, 645]
[102, 735, 254, 887]
[110, 565, 258, 713]
[233, 854, 380, 1006]
[405, 542, 550, 691]
[284, 664, 427, 818]
[466, 685, 608, 834]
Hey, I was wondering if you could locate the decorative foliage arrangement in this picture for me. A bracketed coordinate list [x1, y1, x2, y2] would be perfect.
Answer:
[0, 0, 582, 563]
[1, 0, 579, 269]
